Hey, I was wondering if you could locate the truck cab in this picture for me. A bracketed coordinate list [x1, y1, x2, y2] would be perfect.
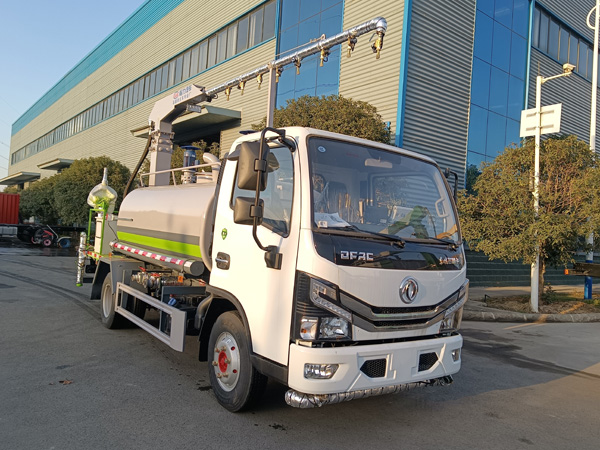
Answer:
[208, 127, 466, 408]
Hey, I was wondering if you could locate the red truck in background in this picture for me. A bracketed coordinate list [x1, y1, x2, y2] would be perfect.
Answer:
[0, 193, 19, 225]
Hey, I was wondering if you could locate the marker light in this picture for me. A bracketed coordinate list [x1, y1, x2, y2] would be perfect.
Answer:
[452, 349, 461, 362]
[300, 317, 318, 340]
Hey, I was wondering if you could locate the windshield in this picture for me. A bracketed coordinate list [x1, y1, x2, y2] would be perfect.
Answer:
[308, 137, 460, 243]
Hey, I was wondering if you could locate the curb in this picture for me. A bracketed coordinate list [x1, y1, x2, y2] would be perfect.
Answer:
[465, 286, 600, 322]
[463, 309, 600, 323]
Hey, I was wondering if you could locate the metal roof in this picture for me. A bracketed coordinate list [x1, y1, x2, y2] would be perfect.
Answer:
[37, 158, 74, 171]
[131, 105, 241, 142]
[0, 172, 40, 186]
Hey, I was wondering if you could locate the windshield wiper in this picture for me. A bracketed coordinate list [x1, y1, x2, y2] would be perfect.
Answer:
[315, 225, 406, 247]
[404, 236, 458, 250]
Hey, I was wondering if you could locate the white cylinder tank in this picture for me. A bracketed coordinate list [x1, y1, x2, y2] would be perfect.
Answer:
[116, 180, 217, 272]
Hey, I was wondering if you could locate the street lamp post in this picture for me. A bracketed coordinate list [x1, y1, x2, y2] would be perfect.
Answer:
[585, 0, 600, 300]
[531, 67, 574, 313]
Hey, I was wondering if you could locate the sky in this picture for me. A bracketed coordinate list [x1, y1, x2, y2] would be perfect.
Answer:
[0, 0, 145, 183]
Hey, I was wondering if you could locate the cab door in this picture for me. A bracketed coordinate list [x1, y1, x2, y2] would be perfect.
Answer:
[210, 143, 300, 366]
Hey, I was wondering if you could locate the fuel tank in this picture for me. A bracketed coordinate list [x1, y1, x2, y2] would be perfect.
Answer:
[115, 180, 217, 271]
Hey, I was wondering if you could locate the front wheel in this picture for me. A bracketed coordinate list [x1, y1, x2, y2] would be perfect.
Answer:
[208, 311, 267, 412]
[101, 275, 126, 329]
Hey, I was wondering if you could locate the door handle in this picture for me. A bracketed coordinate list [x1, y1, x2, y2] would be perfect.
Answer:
[215, 252, 230, 270]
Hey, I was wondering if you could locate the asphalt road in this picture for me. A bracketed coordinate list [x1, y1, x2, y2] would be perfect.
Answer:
[1, 247, 599, 449]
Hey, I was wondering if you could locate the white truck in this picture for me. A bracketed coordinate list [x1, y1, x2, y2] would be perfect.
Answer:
[78, 17, 467, 411]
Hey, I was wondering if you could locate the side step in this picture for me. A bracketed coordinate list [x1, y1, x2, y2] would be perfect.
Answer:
[116, 282, 187, 352]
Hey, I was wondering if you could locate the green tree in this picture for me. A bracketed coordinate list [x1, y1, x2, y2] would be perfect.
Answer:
[53, 156, 131, 225]
[458, 135, 600, 307]
[139, 140, 220, 185]
[252, 95, 391, 144]
[465, 164, 481, 196]
[3, 185, 20, 194]
[19, 175, 59, 224]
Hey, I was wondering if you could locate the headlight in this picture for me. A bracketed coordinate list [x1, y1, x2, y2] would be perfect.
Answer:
[440, 282, 468, 332]
[440, 307, 464, 331]
[293, 272, 352, 342]
[320, 316, 349, 338]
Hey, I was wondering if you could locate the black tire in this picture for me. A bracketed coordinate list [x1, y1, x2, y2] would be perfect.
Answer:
[57, 237, 71, 248]
[101, 275, 127, 329]
[31, 228, 43, 245]
[208, 311, 267, 412]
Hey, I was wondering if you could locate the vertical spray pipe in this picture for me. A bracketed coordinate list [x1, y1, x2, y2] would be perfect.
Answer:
[76, 231, 87, 287]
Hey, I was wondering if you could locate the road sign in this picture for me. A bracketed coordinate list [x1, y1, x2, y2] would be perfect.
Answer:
[520, 103, 562, 137]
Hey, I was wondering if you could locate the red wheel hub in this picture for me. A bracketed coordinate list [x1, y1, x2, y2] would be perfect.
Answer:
[218, 350, 228, 372]
[213, 331, 240, 391]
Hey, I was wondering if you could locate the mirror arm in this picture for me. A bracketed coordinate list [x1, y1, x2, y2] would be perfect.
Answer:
[453, 172, 458, 202]
[444, 167, 459, 202]
[251, 127, 286, 269]
[273, 135, 296, 151]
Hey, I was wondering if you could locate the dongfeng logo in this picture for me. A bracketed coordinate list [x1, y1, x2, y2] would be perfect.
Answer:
[399, 277, 418, 304]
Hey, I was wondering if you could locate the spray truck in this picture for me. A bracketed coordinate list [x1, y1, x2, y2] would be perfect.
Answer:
[77, 17, 467, 411]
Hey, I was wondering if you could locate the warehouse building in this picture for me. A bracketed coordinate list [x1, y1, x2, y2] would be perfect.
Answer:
[2, 0, 598, 188]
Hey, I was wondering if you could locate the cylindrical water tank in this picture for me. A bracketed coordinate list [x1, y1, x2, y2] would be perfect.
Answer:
[116, 182, 217, 272]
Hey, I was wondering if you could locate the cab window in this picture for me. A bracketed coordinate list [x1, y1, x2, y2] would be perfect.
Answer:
[231, 146, 293, 236]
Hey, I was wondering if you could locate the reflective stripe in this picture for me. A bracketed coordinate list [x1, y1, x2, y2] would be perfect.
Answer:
[116, 231, 201, 258]
[117, 226, 200, 245]
[112, 242, 185, 266]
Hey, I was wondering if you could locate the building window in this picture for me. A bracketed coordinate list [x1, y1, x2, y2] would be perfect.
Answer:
[467, 0, 528, 174]
[237, 16, 250, 53]
[249, 7, 265, 48]
[216, 29, 228, 63]
[276, 0, 344, 108]
[532, 4, 595, 81]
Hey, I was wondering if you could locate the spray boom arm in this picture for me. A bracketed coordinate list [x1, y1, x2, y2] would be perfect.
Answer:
[146, 16, 387, 185]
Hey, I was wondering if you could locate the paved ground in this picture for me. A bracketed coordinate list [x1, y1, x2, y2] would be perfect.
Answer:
[1, 243, 599, 449]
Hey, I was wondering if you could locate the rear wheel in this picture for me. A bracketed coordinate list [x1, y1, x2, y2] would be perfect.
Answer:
[101, 275, 126, 329]
[208, 311, 267, 412]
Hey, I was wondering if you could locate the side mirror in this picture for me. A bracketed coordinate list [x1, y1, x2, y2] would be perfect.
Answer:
[233, 197, 264, 225]
[237, 141, 270, 191]
[444, 167, 459, 202]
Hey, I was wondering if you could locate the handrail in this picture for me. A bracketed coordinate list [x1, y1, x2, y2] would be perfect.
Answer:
[138, 161, 221, 187]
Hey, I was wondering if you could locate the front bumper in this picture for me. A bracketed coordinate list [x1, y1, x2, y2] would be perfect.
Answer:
[288, 333, 462, 395]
